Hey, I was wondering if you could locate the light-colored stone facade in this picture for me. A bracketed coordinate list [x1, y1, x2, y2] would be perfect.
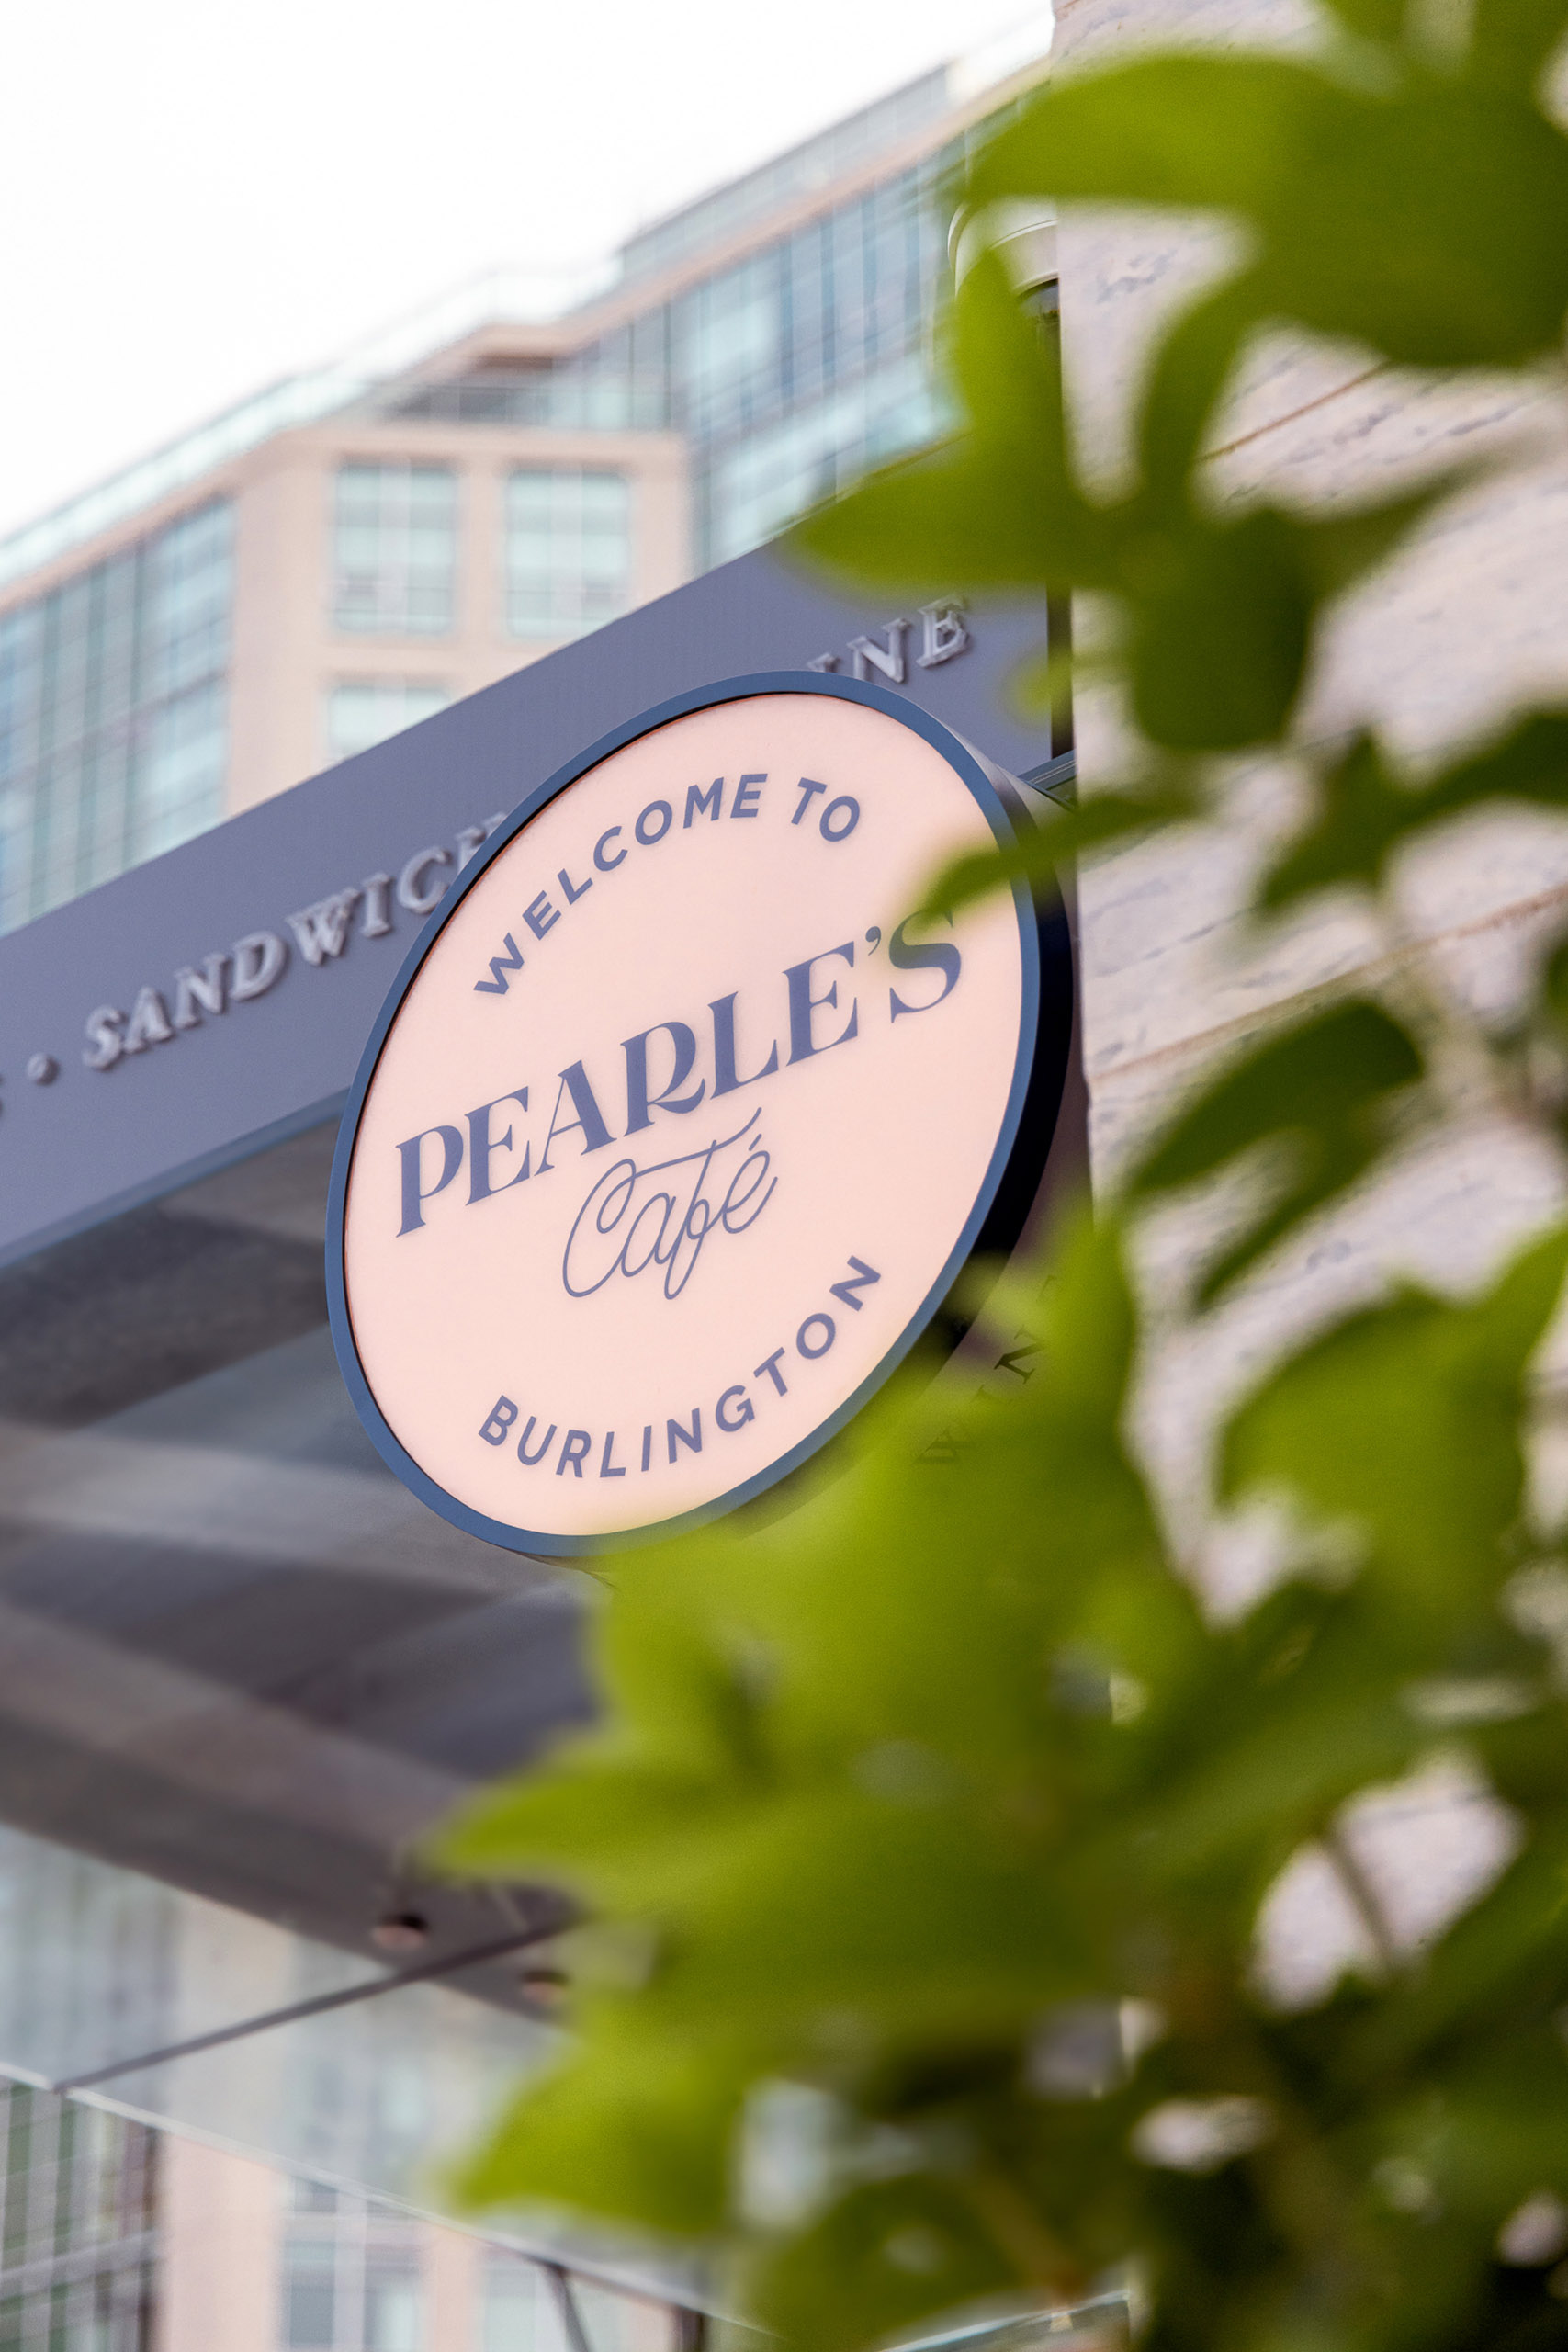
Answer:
[1055, 0, 1568, 1976]
[1055, 0, 1568, 1447]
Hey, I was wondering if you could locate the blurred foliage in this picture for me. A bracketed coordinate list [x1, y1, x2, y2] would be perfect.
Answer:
[441, 6, 1568, 2352]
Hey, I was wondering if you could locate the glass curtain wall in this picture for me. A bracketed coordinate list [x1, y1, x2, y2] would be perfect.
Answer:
[0, 501, 232, 939]
[437, 131, 960, 576]
[563, 148, 954, 570]
[685, 164, 949, 562]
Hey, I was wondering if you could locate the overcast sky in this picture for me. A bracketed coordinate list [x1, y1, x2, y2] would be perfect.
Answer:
[0, 0, 1049, 542]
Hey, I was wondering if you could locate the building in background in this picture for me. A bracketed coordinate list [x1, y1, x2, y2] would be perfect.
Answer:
[0, 2090, 682, 2352]
[160, 2141, 680, 2352]
[0, 1826, 702, 2352]
[0, 17, 1050, 941]
[0, 2086, 155, 2352]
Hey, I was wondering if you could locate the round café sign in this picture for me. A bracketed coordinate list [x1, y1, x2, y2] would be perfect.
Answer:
[328, 673, 1065, 1555]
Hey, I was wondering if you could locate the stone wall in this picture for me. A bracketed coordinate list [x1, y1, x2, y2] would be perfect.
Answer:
[1054, 0, 1568, 1974]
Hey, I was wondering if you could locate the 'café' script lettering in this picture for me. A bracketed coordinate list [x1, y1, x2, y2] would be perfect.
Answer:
[562, 1109, 777, 1303]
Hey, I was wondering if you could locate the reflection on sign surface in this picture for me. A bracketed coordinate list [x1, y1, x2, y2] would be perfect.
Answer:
[333, 680, 1042, 1554]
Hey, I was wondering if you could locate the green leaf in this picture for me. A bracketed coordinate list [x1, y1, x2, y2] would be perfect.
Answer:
[1124, 1625, 1422, 1892]
[969, 56, 1568, 368]
[791, 251, 1111, 596]
[1127, 1001, 1426, 1302]
[1221, 1225, 1568, 1611]
[741, 2176, 1025, 2352]
[436, 1750, 752, 1904]
[970, 55, 1332, 220]
[1471, 0, 1568, 96]
[732, 1213, 1166, 1768]
[920, 783, 1200, 922]
[1124, 509, 1315, 752]
[1343, 1817, 1568, 2076]
[1135, 277, 1268, 508]
[1035, 1205, 1146, 1442]
[1545, 935, 1568, 1036]
[1261, 733, 1432, 910]
[1314, 0, 1408, 40]
[630, 1791, 1096, 2045]
[435, 1552, 789, 1906]
[1123, 480, 1458, 752]
[454, 2020, 746, 2235]
[1262, 713, 1568, 912]
[796, 228, 1450, 753]
[1376, 2028, 1568, 2223]
[1298, 481, 1461, 603]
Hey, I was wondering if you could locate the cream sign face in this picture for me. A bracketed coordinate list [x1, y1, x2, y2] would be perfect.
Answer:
[328, 675, 1049, 1555]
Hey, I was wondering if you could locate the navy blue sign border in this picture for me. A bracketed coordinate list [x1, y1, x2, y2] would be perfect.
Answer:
[327, 671, 1054, 1559]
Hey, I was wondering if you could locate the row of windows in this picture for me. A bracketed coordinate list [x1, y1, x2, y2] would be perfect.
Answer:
[561, 159, 949, 439]
[282, 2240, 563, 2352]
[332, 464, 633, 641]
[0, 459, 636, 933]
[675, 170, 944, 446]
[561, 151, 958, 566]
[0, 500, 233, 936]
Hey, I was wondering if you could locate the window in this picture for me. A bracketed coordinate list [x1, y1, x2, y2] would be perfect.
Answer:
[281, 2184, 428, 2352]
[479, 2256, 571, 2352]
[365, 2250, 422, 2352]
[570, 2280, 680, 2352]
[325, 681, 450, 764]
[333, 464, 456, 635]
[505, 469, 630, 640]
[285, 2240, 338, 2349]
